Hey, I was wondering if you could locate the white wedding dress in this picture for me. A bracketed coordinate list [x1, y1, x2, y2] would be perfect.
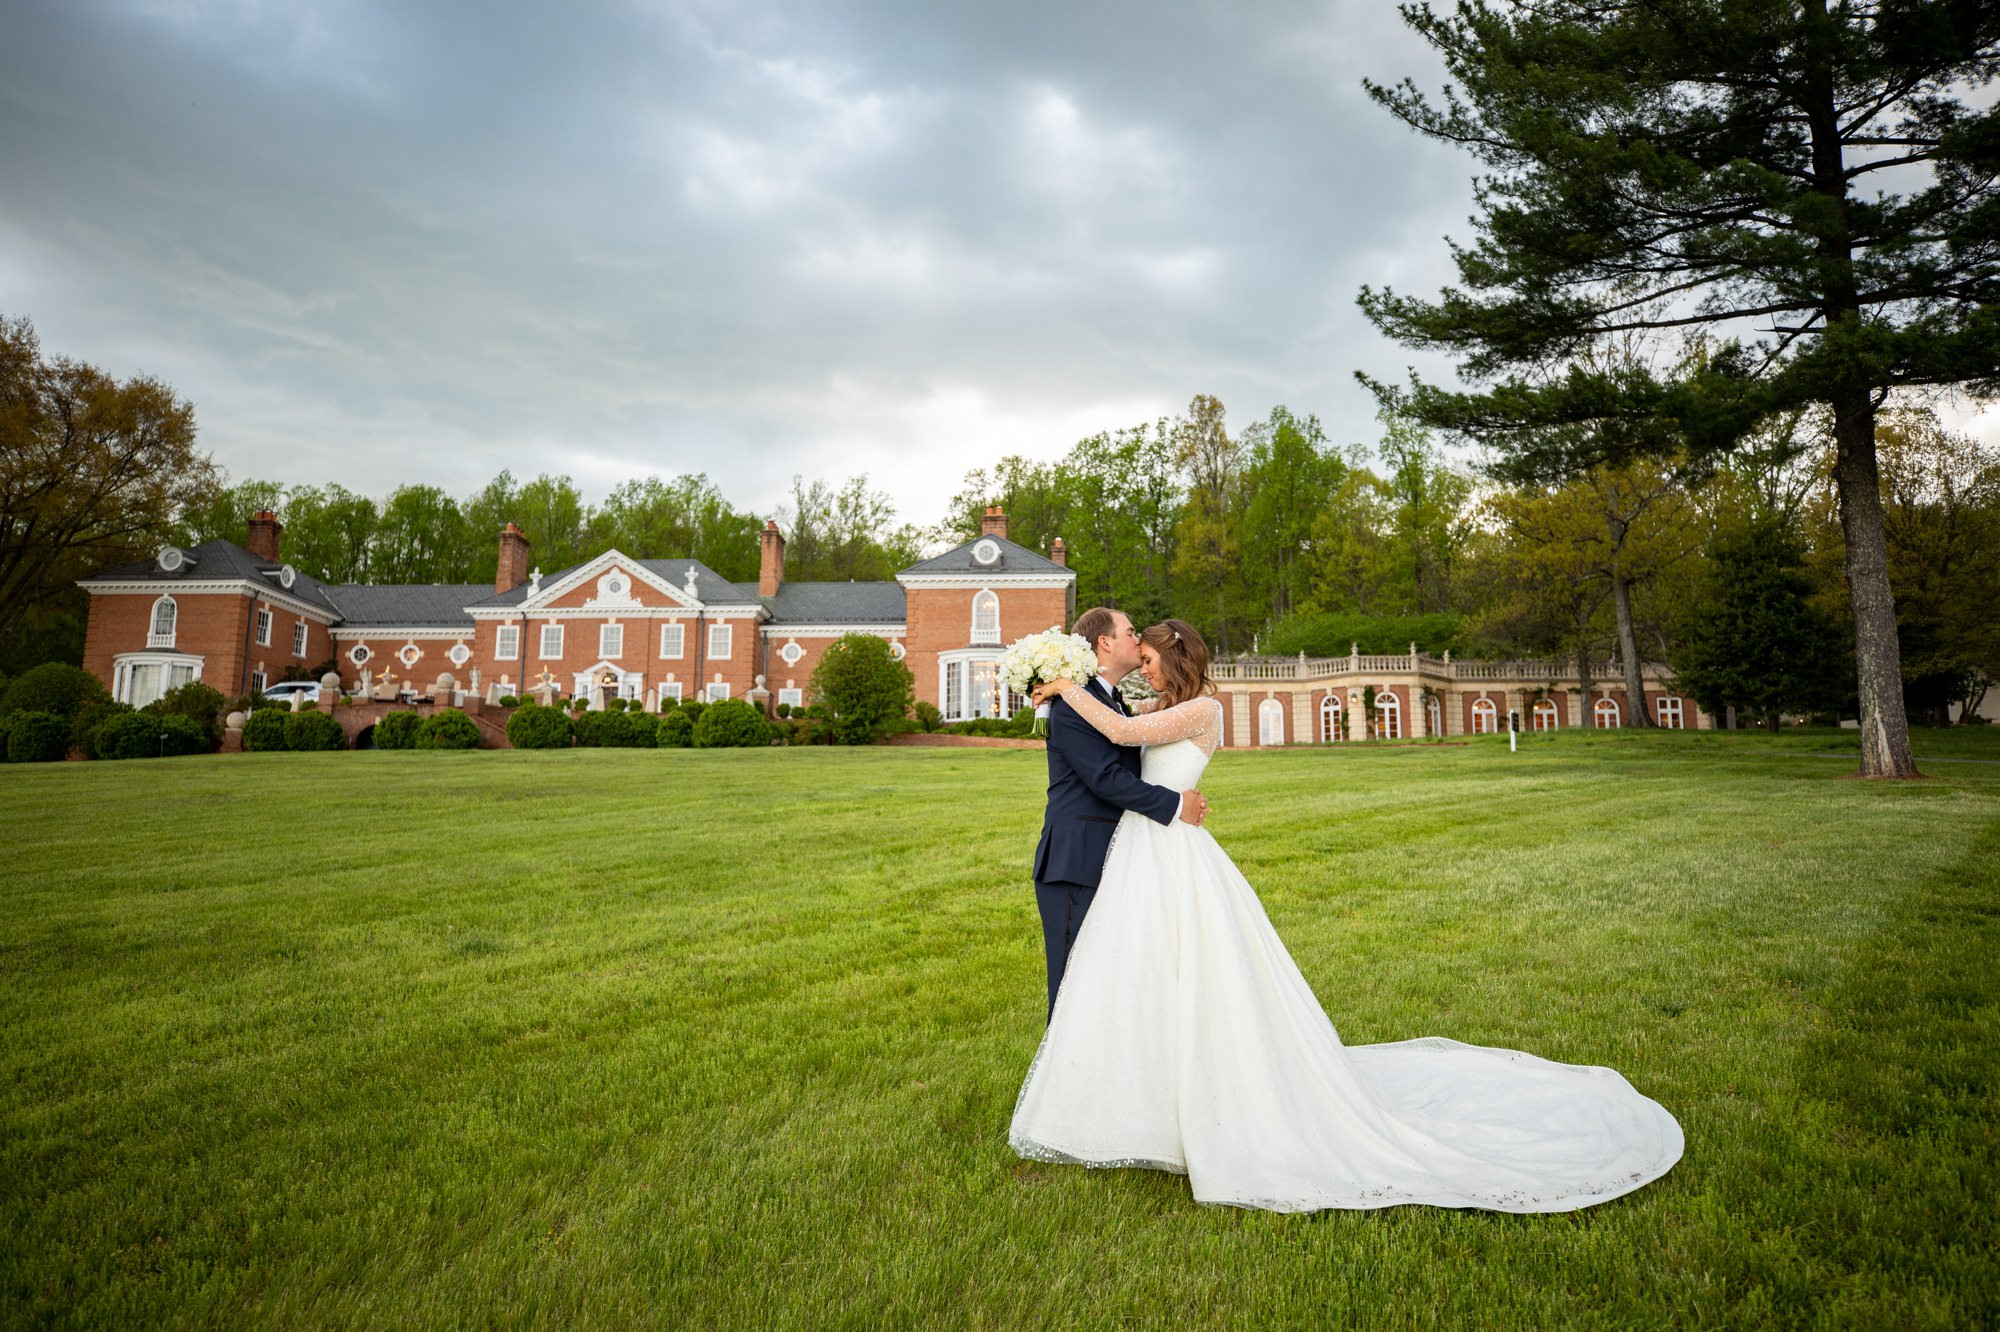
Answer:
[1010, 690, 1684, 1213]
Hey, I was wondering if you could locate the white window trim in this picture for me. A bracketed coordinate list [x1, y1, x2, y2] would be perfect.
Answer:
[255, 607, 272, 647]
[778, 687, 804, 709]
[495, 625, 520, 660]
[936, 648, 1011, 721]
[706, 681, 731, 702]
[660, 623, 685, 659]
[778, 640, 804, 666]
[147, 595, 177, 648]
[1258, 699, 1285, 746]
[659, 681, 683, 702]
[249, 669, 267, 693]
[600, 623, 624, 659]
[348, 643, 373, 666]
[970, 589, 1000, 645]
[539, 624, 565, 659]
[1472, 698, 1497, 735]
[292, 620, 308, 658]
[111, 651, 204, 708]
[447, 643, 472, 667]
[1375, 692, 1402, 740]
[1594, 697, 1621, 729]
[708, 623, 732, 659]
[1533, 699, 1560, 731]
[1320, 693, 1342, 742]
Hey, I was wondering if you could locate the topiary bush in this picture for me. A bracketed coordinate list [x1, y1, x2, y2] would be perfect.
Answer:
[98, 712, 207, 760]
[0, 662, 109, 722]
[679, 699, 707, 727]
[285, 709, 347, 751]
[242, 708, 290, 752]
[506, 702, 572, 749]
[5, 711, 72, 763]
[693, 698, 773, 748]
[372, 711, 425, 750]
[74, 701, 135, 760]
[625, 712, 660, 746]
[574, 709, 637, 748]
[497, 695, 520, 707]
[145, 680, 229, 750]
[806, 633, 916, 744]
[657, 708, 695, 748]
[416, 708, 481, 750]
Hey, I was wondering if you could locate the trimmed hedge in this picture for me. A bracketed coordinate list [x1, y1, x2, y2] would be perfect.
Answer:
[284, 709, 347, 751]
[6, 712, 71, 763]
[656, 709, 695, 748]
[693, 698, 773, 749]
[241, 708, 291, 751]
[417, 708, 481, 750]
[0, 662, 109, 722]
[74, 701, 135, 760]
[506, 703, 572, 749]
[145, 681, 229, 749]
[372, 711, 425, 750]
[97, 712, 208, 760]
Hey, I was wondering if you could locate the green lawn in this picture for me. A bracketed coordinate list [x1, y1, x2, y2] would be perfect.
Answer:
[3, 731, 1996, 1329]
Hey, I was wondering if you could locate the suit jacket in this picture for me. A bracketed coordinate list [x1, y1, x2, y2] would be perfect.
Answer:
[1033, 678, 1182, 887]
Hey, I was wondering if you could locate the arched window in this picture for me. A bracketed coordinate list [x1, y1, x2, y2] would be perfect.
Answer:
[148, 596, 177, 647]
[1319, 693, 1343, 743]
[970, 590, 1000, 645]
[1258, 699, 1285, 746]
[1375, 692, 1401, 740]
[1594, 697, 1621, 729]
[1533, 699, 1560, 731]
[1656, 696, 1685, 729]
[1426, 693, 1442, 737]
[1471, 698, 1497, 735]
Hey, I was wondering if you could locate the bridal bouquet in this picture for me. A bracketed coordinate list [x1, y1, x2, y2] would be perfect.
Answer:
[999, 627, 1099, 737]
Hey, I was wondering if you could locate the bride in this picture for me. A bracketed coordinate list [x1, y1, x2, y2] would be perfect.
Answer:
[1012, 618, 1683, 1213]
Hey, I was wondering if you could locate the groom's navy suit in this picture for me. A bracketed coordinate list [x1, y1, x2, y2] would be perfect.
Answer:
[1033, 678, 1181, 1020]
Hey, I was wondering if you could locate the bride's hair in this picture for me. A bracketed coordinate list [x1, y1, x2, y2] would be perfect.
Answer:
[1139, 619, 1213, 707]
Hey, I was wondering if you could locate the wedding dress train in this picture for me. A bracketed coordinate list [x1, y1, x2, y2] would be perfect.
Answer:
[1009, 691, 1683, 1213]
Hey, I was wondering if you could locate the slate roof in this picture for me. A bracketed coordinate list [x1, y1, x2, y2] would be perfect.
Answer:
[329, 584, 490, 628]
[897, 535, 1070, 577]
[79, 539, 344, 614]
[764, 581, 908, 624]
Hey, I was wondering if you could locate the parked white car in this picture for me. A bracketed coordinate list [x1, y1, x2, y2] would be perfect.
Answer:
[259, 680, 323, 705]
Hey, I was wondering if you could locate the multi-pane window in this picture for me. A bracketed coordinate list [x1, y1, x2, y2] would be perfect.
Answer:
[659, 681, 683, 703]
[600, 624, 623, 659]
[706, 681, 730, 702]
[971, 591, 1000, 644]
[1657, 696, 1684, 729]
[148, 597, 177, 647]
[708, 623, 732, 658]
[495, 625, 519, 659]
[1533, 699, 1560, 731]
[660, 624, 684, 658]
[249, 669, 267, 693]
[255, 608, 272, 646]
[1472, 698, 1497, 735]
[1594, 697, 1620, 729]
[292, 621, 308, 657]
[539, 624, 564, 658]
[778, 687, 803, 709]
[944, 661, 964, 720]
[1374, 693, 1402, 740]
[1321, 695, 1343, 742]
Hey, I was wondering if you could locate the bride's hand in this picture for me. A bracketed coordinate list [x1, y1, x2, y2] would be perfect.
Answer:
[1030, 678, 1076, 707]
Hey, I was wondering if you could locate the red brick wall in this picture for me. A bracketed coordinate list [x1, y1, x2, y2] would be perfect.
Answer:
[83, 589, 334, 699]
[902, 585, 1069, 709]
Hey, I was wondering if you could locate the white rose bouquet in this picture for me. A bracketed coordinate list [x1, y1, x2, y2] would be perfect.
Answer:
[999, 626, 1099, 737]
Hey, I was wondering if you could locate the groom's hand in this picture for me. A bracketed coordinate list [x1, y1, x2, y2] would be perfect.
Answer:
[1178, 789, 1208, 826]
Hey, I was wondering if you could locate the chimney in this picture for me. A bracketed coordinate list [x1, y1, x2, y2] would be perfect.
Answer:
[497, 523, 531, 594]
[759, 520, 786, 597]
[981, 505, 1008, 540]
[1050, 537, 1067, 567]
[246, 510, 283, 563]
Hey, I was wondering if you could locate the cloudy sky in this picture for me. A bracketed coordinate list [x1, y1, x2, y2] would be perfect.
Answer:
[8, 3, 1989, 535]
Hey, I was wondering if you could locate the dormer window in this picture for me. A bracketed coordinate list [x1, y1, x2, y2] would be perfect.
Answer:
[971, 590, 1000, 645]
[971, 538, 1000, 566]
[148, 596, 177, 648]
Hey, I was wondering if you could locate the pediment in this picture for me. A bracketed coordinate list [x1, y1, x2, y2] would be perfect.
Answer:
[517, 550, 704, 612]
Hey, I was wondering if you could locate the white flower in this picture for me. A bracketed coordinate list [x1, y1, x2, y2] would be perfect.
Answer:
[999, 628, 1099, 692]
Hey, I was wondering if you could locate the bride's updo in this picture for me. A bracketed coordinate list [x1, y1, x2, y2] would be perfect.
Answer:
[1139, 619, 1213, 707]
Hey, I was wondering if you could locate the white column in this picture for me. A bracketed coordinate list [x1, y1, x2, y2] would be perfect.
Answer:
[1230, 691, 1251, 749]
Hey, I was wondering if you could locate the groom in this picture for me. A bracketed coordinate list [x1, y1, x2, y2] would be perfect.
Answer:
[1033, 606, 1208, 1020]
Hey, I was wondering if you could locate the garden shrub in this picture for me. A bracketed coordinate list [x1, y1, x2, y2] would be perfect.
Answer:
[625, 712, 660, 746]
[5, 712, 71, 763]
[98, 712, 207, 760]
[506, 703, 572, 750]
[693, 698, 773, 748]
[74, 701, 134, 760]
[914, 700, 942, 732]
[373, 711, 424, 750]
[657, 709, 695, 748]
[768, 718, 797, 745]
[806, 634, 916, 744]
[0, 662, 109, 721]
[679, 700, 707, 727]
[145, 681, 229, 749]
[242, 708, 290, 751]
[497, 695, 520, 707]
[576, 709, 652, 748]
[285, 709, 347, 752]
[416, 708, 481, 750]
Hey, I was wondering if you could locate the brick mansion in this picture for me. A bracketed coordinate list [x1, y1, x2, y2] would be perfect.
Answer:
[79, 507, 1716, 747]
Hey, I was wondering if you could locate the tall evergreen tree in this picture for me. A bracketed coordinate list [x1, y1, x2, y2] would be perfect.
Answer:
[1360, 1, 2000, 777]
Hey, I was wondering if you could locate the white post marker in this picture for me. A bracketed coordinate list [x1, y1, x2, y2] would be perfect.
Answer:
[1509, 709, 1518, 753]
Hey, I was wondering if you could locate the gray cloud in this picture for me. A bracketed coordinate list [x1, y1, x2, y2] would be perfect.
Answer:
[2, 1, 1528, 529]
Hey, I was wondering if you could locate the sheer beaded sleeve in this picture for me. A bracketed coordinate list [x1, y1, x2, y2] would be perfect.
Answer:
[1056, 681, 1224, 755]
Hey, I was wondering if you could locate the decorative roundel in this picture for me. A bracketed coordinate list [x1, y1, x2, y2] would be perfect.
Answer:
[971, 538, 1001, 566]
[606, 574, 625, 596]
[889, 641, 906, 661]
[778, 641, 804, 666]
[348, 644, 373, 666]
[398, 643, 423, 667]
[447, 643, 472, 667]
[279, 564, 297, 589]
[156, 546, 184, 572]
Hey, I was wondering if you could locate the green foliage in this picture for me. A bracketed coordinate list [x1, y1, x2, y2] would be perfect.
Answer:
[504, 703, 572, 750]
[692, 698, 773, 749]
[624, 712, 660, 747]
[1265, 611, 1474, 659]
[0, 662, 109, 721]
[415, 709, 481, 750]
[807, 634, 915, 745]
[497, 695, 520, 708]
[96, 711, 207, 760]
[656, 708, 694, 748]
[5, 711, 71, 763]
[913, 701, 942, 732]
[144, 680, 228, 749]
[678, 700, 706, 726]
[372, 711, 424, 751]
[72, 700, 133, 760]
[778, 474, 921, 582]
[575, 709, 655, 748]
[1672, 517, 1849, 727]
[284, 710, 347, 752]
[241, 708, 290, 752]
